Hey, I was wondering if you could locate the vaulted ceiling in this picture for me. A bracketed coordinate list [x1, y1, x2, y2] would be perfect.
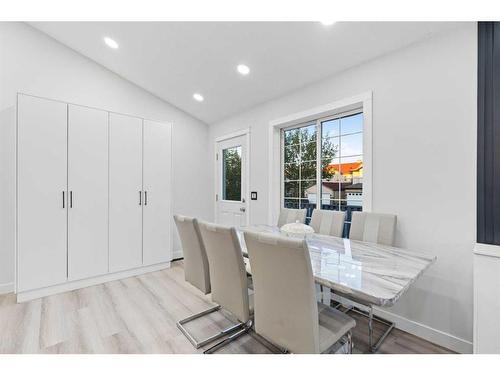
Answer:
[30, 22, 465, 124]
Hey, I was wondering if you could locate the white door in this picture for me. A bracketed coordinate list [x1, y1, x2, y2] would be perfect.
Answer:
[109, 113, 143, 272]
[17, 95, 68, 291]
[67, 105, 109, 280]
[216, 134, 248, 226]
[142, 120, 172, 265]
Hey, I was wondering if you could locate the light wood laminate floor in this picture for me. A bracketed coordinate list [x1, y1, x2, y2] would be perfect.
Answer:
[0, 261, 454, 354]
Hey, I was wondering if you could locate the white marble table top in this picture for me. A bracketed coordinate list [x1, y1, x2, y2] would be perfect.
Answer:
[237, 225, 437, 307]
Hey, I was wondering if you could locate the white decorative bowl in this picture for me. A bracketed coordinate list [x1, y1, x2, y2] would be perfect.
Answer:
[280, 222, 315, 238]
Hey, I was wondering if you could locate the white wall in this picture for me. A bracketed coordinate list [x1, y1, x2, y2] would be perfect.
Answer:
[0, 22, 212, 289]
[209, 24, 477, 352]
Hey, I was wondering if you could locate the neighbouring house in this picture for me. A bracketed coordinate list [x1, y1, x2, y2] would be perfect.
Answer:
[306, 161, 363, 207]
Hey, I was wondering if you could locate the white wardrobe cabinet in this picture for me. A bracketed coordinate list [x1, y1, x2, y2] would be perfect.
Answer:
[17, 94, 172, 301]
[109, 113, 144, 272]
[142, 120, 172, 266]
[17, 95, 68, 292]
[68, 105, 109, 280]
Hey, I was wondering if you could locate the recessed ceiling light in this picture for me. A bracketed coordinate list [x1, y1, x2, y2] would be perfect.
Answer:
[104, 37, 119, 49]
[320, 21, 336, 26]
[237, 64, 250, 75]
[193, 93, 204, 102]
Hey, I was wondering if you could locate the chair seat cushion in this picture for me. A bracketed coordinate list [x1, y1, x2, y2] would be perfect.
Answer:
[317, 302, 356, 353]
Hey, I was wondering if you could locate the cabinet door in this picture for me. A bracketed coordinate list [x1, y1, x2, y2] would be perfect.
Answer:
[17, 95, 68, 291]
[68, 105, 109, 280]
[109, 113, 143, 272]
[143, 121, 172, 265]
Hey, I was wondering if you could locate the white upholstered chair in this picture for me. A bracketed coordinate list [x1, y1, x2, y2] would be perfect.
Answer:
[310, 210, 345, 237]
[277, 208, 307, 227]
[174, 215, 210, 294]
[197, 221, 254, 353]
[175, 215, 228, 349]
[349, 212, 397, 246]
[243, 230, 355, 354]
[309, 210, 345, 306]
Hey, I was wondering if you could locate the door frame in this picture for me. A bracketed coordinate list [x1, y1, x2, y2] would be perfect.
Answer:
[214, 128, 250, 226]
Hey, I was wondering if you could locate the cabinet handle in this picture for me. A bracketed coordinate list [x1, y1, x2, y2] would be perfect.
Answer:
[139, 191, 142, 205]
[62, 191, 65, 209]
[145, 191, 148, 206]
[70, 191, 73, 208]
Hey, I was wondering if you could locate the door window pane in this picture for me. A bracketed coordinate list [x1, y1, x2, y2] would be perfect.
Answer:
[222, 146, 242, 201]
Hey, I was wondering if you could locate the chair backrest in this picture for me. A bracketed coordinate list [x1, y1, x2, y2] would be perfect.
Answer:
[349, 212, 397, 246]
[198, 221, 250, 323]
[277, 208, 307, 227]
[243, 230, 320, 353]
[310, 210, 345, 237]
[173, 215, 211, 294]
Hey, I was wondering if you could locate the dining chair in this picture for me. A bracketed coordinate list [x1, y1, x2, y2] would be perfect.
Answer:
[338, 211, 397, 351]
[349, 211, 397, 246]
[310, 210, 345, 237]
[277, 208, 307, 227]
[309, 210, 345, 307]
[243, 230, 356, 354]
[197, 221, 254, 353]
[175, 215, 231, 350]
[173, 215, 210, 294]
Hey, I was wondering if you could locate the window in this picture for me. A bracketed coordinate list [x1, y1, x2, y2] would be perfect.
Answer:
[283, 123, 317, 222]
[222, 146, 242, 201]
[281, 111, 363, 235]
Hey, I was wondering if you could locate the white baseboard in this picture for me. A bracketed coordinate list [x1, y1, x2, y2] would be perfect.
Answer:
[0, 282, 14, 295]
[374, 307, 473, 354]
[17, 262, 171, 303]
[327, 292, 472, 353]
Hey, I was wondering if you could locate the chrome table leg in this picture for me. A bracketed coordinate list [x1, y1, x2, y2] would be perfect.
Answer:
[332, 300, 395, 353]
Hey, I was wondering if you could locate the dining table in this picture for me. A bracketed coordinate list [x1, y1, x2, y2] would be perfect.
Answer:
[236, 224, 437, 353]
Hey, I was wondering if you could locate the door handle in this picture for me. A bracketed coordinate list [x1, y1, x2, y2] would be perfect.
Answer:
[70, 191, 73, 208]
[62, 191, 65, 209]
[144, 191, 148, 206]
[139, 191, 142, 205]
[240, 207, 246, 212]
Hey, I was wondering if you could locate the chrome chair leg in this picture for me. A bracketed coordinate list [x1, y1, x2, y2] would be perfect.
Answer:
[250, 331, 289, 354]
[368, 306, 373, 350]
[203, 320, 253, 354]
[176, 305, 245, 349]
[347, 332, 353, 354]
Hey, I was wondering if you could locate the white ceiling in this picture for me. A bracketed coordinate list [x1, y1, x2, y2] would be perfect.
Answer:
[30, 22, 465, 124]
